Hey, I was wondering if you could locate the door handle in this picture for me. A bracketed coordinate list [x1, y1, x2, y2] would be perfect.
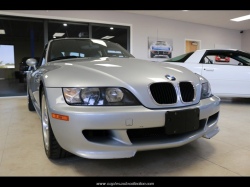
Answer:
[204, 68, 214, 71]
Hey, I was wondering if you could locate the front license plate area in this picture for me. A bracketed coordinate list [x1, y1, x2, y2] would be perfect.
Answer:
[165, 108, 200, 135]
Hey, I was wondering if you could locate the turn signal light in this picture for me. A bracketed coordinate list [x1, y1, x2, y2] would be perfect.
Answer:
[52, 113, 69, 121]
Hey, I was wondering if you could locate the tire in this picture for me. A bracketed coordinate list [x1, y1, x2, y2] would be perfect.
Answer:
[28, 91, 35, 111]
[150, 52, 155, 58]
[41, 88, 71, 159]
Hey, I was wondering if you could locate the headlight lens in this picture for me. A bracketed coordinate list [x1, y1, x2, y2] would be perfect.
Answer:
[201, 82, 212, 99]
[81, 88, 101, 105]
[62, 87, 140, 106]
[105, 88, 124, 102]
[63, 88, 82, 104]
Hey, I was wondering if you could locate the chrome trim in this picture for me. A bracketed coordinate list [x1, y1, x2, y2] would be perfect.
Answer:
[147, 82, 178, 106]
[178, 81, 196, 104]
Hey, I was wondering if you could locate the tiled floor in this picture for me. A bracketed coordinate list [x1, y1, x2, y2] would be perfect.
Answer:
[0, 97, 250, 176]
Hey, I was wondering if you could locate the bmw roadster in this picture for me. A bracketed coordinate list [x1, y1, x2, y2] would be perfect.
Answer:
[26, 38, 220, 159]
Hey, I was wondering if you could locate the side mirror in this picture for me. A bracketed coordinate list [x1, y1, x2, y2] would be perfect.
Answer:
[26, 58, 37, 70]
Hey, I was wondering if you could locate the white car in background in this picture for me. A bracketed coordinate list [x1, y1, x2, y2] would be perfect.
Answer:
[163, 49, 250, 98]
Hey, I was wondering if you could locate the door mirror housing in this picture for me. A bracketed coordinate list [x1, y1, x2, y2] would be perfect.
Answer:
[26, 58, 37, 70]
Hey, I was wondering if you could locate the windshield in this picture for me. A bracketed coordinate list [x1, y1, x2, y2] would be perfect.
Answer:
[48, 39, 134, 62]
[156, 41, 165, 45]
[164, 52, 194, 62]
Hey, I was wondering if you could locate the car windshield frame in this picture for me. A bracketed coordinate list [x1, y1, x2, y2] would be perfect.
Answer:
[47, 38, 134, 62]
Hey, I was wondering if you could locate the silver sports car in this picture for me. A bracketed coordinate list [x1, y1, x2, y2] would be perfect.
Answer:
[26, 38, 220, 159]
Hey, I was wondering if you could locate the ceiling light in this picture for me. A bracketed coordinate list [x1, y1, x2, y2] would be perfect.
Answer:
[231, 14, 250, 22]
[0, 29, 5, 34]
[63, 23, 67, 26]
[53, 36, 56, 38]
[110, 27, 113, 30]
[53, 33, 65, 37]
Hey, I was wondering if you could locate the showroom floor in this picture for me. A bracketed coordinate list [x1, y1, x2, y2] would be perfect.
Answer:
[0, 97, 250, 176]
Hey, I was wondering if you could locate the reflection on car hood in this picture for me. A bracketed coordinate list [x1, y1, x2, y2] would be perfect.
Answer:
[41, 57, 201, 108]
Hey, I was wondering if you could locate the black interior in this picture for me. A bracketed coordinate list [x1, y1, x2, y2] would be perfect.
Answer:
[200, 50, 250, 66]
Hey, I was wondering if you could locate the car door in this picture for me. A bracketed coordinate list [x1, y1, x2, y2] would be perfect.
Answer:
[201, 58, 250, 96]
[29, 45, 47, 109]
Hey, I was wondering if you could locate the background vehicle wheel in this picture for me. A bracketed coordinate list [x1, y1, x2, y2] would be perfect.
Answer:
[150, 52, 155, 58]
[41, 89, 71, 159]
[28, 91, 35, 111]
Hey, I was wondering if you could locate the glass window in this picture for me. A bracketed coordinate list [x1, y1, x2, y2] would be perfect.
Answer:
[92, 25, 128, 50]
[164, 52, 194, 62]
[48, 22, 89, 41]
[203, 55, 249, 66]
[238, 56, 250, 63]
[0, 17, 44, 97]
[48, 39, 133, 62]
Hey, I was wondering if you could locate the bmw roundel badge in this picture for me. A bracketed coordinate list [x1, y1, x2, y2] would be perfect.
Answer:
[166, 75, 176, 81]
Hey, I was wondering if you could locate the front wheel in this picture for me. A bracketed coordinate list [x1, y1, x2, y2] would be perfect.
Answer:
[150, 52, 155, 58]
[41, 89, 71, 159]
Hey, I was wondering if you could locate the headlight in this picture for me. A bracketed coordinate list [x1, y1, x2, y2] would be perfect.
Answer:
[195, 73, 213, 100]
[62, 87, 140, 106]
[201, 82, 212, 99]
[63, 88, 82, 104]
[105, 88, 124, 102]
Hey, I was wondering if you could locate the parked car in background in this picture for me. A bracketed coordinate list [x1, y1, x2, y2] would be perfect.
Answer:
[26, 38, 220, 160]
[215, 55, 230, 62]
[19, 57, 40, 83]
[150, 41, 172, 58]
[163, 49, 250, 98]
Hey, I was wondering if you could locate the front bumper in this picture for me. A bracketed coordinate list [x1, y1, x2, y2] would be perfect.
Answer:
[45, 88, 220, 159]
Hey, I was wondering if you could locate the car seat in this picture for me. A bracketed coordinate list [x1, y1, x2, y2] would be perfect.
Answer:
[89, 50, 101, 57]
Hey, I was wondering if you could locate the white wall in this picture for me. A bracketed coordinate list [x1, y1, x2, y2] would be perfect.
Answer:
[0, 10, 242, 61]
[241, 29, 250, 53]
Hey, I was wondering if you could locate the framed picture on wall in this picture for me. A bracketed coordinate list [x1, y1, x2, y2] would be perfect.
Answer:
[148, 37, 173, 59]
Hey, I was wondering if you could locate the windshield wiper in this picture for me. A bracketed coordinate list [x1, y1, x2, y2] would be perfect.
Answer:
[49, 56, 78, 62]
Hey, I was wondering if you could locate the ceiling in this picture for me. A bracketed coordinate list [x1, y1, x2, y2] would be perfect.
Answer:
[121, 11, 250, 31]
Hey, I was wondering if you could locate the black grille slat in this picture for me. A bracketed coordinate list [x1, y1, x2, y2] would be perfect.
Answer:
[150, 83, 177, 104]
[179, 82, 195, 102]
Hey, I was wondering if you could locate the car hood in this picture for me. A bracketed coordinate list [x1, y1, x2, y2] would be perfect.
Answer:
[42, 57, 201, 108]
